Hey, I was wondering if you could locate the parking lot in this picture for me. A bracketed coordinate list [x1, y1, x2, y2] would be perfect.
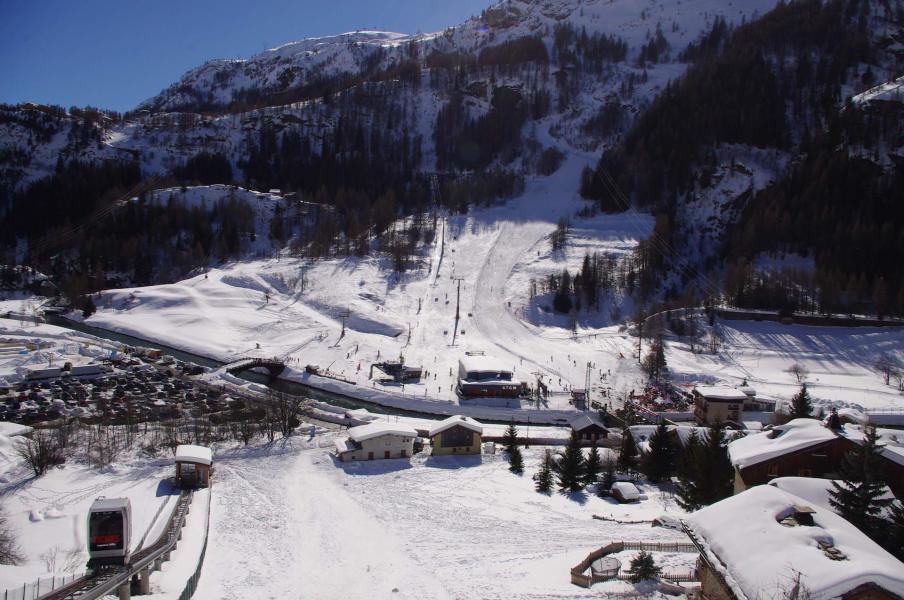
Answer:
[1, 353, 247, 426]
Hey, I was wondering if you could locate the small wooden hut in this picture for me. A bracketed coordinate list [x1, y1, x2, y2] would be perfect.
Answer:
[175, 444, 212, 488]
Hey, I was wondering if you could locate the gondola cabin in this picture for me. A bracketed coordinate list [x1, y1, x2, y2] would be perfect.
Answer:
[174, 444, 212, 488]
[87, 497, 132, 567]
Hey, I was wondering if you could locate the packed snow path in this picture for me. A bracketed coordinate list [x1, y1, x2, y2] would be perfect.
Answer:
[193, 438, 692, 599]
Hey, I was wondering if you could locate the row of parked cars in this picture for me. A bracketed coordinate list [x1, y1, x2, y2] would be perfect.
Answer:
[1, 354, 238, 425]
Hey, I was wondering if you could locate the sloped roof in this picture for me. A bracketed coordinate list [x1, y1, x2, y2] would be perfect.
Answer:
[728, 419, 853, 469]
[428, 415, 483, 437]
[695, 386, 748, 401]
[175, 444, 212, 465]
[348, 421, 417, 442]
[334, 437, 356, 454]
[686, 485, 904, 599]
[569, 414, 607, 432]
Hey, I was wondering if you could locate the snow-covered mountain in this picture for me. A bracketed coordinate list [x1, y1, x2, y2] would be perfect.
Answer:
[2, 0, 786, 191]
[2, 0, 903, 315]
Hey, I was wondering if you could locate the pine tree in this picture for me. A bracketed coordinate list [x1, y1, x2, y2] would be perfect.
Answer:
[598, 457, 616, 497]
[882, 501, 904, 561]
[555, 431, 585, 492]
[584, 441, 602, 487]
[627, 550, 661, 583]
[641, 421, 676, 482]
[642, 336, 667, 380]
[503, 422, 519, 454]
[618, 427, 638, 475]
[503, 422, 522, 473]
[829, 426, 893, 538]
[676, 429, 704, 511]
[788, 383, 814, 419]
[698, 420, 735, 506]
[509, 446, 524, 474]
[534, 450, 554, 493]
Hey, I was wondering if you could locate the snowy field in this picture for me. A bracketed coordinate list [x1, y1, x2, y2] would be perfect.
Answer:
[0, 452, 175, 593]
[194, 437, 691, 600]
[667, 320, 904, 412]
[71, 150, 904, 418]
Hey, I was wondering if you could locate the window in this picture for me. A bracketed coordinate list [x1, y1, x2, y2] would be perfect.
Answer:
[767, 464, 779, 477]
[89, 511, 124, 551]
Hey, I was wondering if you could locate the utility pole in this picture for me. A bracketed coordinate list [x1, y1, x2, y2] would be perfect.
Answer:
[339, 307, 350, 340]
[451, 276, 464, 346]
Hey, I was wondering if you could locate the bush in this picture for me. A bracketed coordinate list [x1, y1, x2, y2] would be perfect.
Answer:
[0, 509, 23, 565]
[15, 431, 64, 476]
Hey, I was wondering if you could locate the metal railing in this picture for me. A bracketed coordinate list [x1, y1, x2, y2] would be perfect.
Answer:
[177, 490, 212, 600]
[39, 488, 195, 600]
[2, 573, 84, 600]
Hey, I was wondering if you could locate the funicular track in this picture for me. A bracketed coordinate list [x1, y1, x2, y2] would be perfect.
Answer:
[40, 488, 195, 600]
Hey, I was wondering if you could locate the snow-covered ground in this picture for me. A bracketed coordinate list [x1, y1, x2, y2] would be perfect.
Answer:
[667, 320, 904, 412]
[74, 150, 904, 419]
[0, 454, 174, 593]
[194, 437, 691, 599]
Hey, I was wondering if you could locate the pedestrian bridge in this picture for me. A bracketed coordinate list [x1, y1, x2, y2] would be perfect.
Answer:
[224, 357, 286, 377]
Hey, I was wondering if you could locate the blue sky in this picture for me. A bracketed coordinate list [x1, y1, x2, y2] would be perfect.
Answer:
[0, 0, 491, 112]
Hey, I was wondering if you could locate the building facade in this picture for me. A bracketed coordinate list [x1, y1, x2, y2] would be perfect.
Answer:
[334, 422, 417, 462]
[693, 386, 747, 425]
[429, 415, 483, 456]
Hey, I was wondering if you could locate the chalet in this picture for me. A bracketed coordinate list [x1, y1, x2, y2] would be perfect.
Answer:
[693, 386, 747, 425]
[686, 485, 904, 600]
[737, 381, 776, 412]
[334, 421, 417, 462]
[428, 415, 483, 456]
[569, 414, 609, 443]
[457, 355, 521, 398]
[174, 444, 212, 488]
[728, 418, 904, 499]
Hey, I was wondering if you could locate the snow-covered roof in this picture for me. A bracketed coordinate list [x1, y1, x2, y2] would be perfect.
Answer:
[428, 415, 483, 437]
[569, 414, 607, 432]
[348, 421, 417, 442]
[344, 408, 379, 422]
[458, 355, 512, 375]
[768, 477, 897, 515]
[175, 444, 212, 466]
[334, 437, 356, 454]
[728, 419, 854, 470]
[610, 481, 640, 500]
[737, 385, 756, 396]
[686, 485, 904, 599]
[695, 386, 747, 401]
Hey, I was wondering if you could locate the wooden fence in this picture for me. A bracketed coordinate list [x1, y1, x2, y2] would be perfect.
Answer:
[570, 540, 699, 588]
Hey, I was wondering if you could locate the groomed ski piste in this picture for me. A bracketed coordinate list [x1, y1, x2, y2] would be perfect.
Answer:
[58, 141, 904, 420]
